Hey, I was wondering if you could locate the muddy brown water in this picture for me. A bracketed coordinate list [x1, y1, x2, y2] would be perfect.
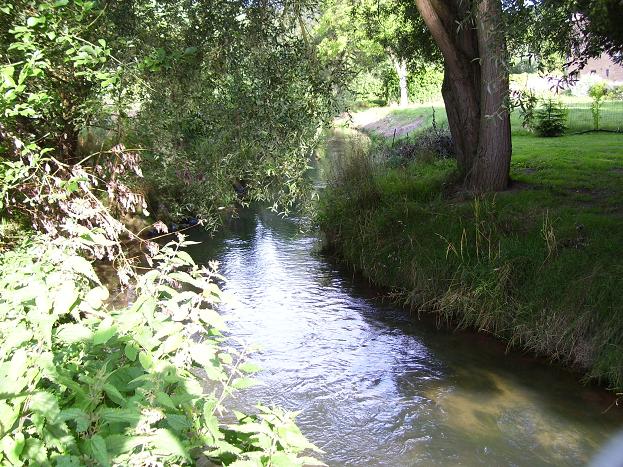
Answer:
[186, 129, 623, 466]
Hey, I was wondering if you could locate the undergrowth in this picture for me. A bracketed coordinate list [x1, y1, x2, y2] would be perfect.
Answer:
[318, 132, 623, 390]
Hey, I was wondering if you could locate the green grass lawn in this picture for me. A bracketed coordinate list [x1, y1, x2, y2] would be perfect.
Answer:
[351, 98, 623, 138]
[319, 132, 623, 389]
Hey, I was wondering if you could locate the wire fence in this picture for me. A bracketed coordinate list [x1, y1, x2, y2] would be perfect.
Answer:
[565, 99, 623, 133]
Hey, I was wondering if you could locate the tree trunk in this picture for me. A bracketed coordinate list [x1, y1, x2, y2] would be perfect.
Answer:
[390, 53, 409, 107]
[471, 0, 511, 191]
[60, 126, 80, 164]
[413, 0, 511, 192]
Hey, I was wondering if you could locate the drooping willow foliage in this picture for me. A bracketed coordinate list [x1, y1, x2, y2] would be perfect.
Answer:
[0, 1, 340, 464]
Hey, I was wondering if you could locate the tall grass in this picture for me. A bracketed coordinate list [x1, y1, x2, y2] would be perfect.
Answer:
[319, 132, 623, 390]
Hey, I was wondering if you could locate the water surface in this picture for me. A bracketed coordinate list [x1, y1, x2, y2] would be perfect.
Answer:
[188, 131, 622, 466]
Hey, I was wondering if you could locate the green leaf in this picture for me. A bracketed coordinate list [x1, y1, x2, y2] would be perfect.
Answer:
[26, 16, 45, 27]
[30, 391, 60, 422]
[56, 323, 93, 344]
[103, 384, 126, 406]
[1, 432, 25, 465]
[160, 334, 184, 355]
[218, 352, 233, 365]
[54, 455, 83, 466]
[267, 453, 302, 467]
[199, 308, 226, 329]
[238, 362, 262, 374]
[202, 408, 220, 439]
[124, 343, 138, 361]
[53, 281, 79, 315]
[89, 434, 110, 467]
[0, 401, 19, 436]
[92, 319, 116, 345]
[98, 408, 141, 425]
[85, 286, 109, 309]
[138, 351, 153, 370]
[176, 251, 195, 266]
[155, 391, 176, 410]
[150, 428, 190, 460]
[54, 0, 69, 6]
[133, 328, 160, 352]
[232, 377, 257, 390]
[189, 343, 216, 367]
[165, 414, 191, 432]
[58, 408, 90, 433]
[2, 324, 32, 350]
[105, 434, 147, 457]
[63, 256, 99, 283]
[278, 424, 315, 451]
[23, 438, 47, 464]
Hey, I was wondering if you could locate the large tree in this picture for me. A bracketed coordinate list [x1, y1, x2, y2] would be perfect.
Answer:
[406, 0, 623, 192]
[412, 0, 511, 192]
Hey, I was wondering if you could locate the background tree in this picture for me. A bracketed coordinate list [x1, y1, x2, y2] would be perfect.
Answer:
[314, 0, 438, 107]
[85, 0, 342, 225]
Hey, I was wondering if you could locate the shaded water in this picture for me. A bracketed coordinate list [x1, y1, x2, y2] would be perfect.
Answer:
[188, 130, 623, 466]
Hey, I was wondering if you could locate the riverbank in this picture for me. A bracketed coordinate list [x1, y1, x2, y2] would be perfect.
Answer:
[318, 127, 623, 390]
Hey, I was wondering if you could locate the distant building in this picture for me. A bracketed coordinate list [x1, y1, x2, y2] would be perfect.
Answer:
[579, 54, 623, 81]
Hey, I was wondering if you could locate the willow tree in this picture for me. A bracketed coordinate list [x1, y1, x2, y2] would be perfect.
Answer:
[413, 0, 511, 192]
[407, 0, 623, 192]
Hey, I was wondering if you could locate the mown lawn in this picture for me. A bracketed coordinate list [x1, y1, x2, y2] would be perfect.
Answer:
[319, 132, 623, 389]
[352, 98, 623, 138]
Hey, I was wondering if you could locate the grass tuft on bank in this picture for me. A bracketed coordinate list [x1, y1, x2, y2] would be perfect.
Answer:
[318, 132, 623, 389]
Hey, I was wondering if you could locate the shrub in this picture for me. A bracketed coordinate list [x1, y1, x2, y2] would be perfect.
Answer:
[384, 123, 454, 164]
[408, 66, 444, 103]
[589, 82, 609, 130]
[534, 99, 568, 137]
[608, 84, 623, 100]
[412, 125, 454, 159]
[0, 3, 320, 464]
[0, 234, 320, 465]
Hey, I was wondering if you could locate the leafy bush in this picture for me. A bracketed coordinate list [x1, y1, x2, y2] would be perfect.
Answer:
[412, 125, 454, 159]
[589, 82, 609, 130]
[534, 99, 568, 137]
[608, 84, 623, 100]
[0, 233, 321, 465]
[408, 66, 443, 103]
[384, 117, 454, 165]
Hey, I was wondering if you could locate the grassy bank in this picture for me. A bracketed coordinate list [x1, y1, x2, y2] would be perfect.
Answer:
[318, 131, 623, 389]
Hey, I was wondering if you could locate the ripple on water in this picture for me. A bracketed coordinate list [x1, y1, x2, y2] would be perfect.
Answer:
[187, 193, 623, 465]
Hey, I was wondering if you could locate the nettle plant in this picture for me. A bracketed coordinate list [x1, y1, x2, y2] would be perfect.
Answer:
[0, 233, 320, 466]
[0, 1, 321, 465]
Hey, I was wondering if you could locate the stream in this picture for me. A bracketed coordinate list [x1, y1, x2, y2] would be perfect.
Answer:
[187, 130, 623, 466]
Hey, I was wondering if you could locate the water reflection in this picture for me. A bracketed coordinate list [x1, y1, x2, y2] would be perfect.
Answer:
[188, 176, 622, 466]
